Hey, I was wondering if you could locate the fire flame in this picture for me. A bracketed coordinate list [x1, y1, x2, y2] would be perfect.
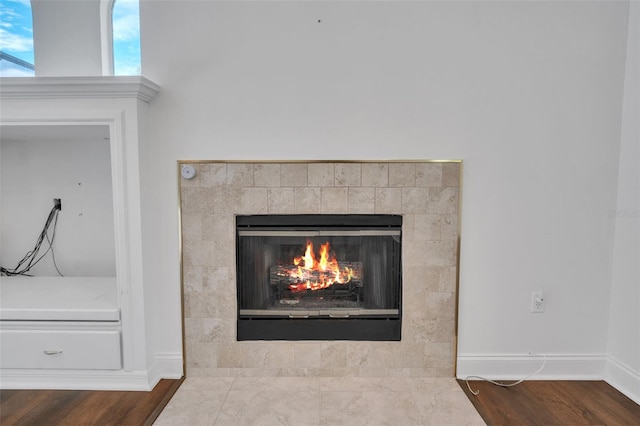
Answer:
[288, 241, 355, 293]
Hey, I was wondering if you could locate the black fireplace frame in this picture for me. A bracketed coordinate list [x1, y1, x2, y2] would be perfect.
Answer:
[236, 214, 402, 341]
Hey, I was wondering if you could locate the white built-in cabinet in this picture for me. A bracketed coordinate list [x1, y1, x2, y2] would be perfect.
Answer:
[0, 77, 177, 390]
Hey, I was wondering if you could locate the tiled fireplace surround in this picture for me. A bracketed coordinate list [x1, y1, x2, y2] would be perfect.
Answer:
[179, 161, 461, 377]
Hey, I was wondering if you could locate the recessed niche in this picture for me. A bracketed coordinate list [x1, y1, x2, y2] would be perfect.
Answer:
[0, 125, 116, 277]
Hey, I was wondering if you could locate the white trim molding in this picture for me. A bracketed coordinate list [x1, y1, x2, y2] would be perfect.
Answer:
[457, 353, 640, 404]
[456, 353, 607, 381]
[147, 352, 184, 389]
[0, 370, 155, 391]
[605, 356, 640, 405]
[0, 76, 159, 102]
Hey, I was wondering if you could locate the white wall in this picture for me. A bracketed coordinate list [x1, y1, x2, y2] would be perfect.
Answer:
[0, 128, 116, 277]
[139, 1, 630, 374]
[31, 0, 104, 76]
[606, 1, 640, 402]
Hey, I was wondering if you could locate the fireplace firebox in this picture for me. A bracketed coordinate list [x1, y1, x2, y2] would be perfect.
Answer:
[236, 215, 402, 341]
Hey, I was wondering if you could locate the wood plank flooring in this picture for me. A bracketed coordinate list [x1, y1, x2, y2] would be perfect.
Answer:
[2, 379, 638, 425]
[0, 378, 182, 426]
[458, 380, 640, 426]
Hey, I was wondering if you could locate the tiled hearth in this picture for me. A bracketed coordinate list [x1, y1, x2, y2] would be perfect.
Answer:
[179, 161, 461, 377]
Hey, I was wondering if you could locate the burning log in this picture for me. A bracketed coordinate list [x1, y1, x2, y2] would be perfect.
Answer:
[269, 262, 362, 287]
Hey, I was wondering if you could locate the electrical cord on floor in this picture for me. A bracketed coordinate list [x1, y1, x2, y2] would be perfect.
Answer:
[465, 353, 547, 396]
[0, 202, 63, 277]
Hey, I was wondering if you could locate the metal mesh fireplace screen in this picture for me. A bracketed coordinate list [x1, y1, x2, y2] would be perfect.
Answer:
[236, 215, 402, 341]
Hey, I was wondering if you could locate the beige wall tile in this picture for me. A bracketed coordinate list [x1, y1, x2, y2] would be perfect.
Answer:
[416, 163, 442, 187]
[413, 214, 442, 241]
[321, 343, 348, 368]
[293, 343, 322, 368]
[362, 163, 389, 187]
[375, 188, 402, 213]
[227, 163, 254, 187]
[439, 267, 458, 292]
[442, 162, 461, 187]
[267, 187, 296, 214]
[427, 187, 459, 214]
[183, 265, 203, 293]
[200, 163, 226, 187]
[426, 240, 457, 266]
[202, 214, 234, 242]
[403, 240, 428, 267]
[280, 163, 308, 187]
[182, 240, 216, 268]
[201, 266, 232, 293]
[295, 187, 322, 213]
[238, 187, 268, 214]
[254, 163, 281, 187]
[181, 213, 203, 241]
[389, 163, 416, 187]
[424, 342, 454, 369]
[348, 187, 375, 213]
[201, 318, 235, 344]
[391, 343, 427, 368]
[212, 187, 240, 215]
[335, 163, 362, 186]
[440, 214, 458, 241]
[308, 163, 335, 186]
[402, 187, 429, 213]
[184, 291, 219, 318]
[217, 346, 244, 368]
[185, 342, 217, 369]
[404, 265, 439, 294]
[425, 292, 456, 322]
[181, 187, 214, 214]
[321, 187, 349, 213]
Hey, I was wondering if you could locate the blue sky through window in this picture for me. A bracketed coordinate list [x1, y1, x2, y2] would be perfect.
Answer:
[0, 0, 35, 76]
[0, 0, 140, 76]
[113, 0, 141, 75]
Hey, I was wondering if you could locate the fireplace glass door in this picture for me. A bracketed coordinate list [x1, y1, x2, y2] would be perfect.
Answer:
[236, 215, 402, 341]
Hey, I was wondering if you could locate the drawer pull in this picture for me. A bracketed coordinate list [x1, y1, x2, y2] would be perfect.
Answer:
[43, 350, 63, 355]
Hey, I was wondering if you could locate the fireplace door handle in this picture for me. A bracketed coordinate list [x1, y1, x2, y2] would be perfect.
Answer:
[329, 313, 350, 318]
[288, 314, 309, 319]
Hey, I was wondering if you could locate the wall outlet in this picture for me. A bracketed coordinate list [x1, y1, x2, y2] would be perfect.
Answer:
[531, 291, 544, 313]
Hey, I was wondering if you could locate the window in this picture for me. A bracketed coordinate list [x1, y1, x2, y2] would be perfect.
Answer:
[112, 0, 141, 75]
[0, 0, 35, 77]
[0, 0, 140, 77]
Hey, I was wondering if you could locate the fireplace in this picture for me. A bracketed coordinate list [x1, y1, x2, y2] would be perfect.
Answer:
[236, 214, 402, 341]
[180, 161, 461, 375]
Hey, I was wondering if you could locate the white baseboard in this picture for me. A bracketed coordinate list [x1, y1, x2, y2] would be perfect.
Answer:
[0, 369, 155, 390]
[456, 353, 606, 381]
[0, 352, 183, 391]
[457, 353, 640, 404]
[147, 352, 184, 388]
[604, 356, 640, 405]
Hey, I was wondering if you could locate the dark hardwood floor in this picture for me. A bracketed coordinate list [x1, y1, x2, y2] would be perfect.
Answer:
[0, 378, 182, 426]
[458, 380, 640, 426]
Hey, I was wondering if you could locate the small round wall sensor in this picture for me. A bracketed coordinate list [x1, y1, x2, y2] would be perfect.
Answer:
[181, 165, 197, 180]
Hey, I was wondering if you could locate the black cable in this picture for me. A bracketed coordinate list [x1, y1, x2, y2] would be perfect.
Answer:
[1, 204, 63, 277]
[46, 212, 64, 276]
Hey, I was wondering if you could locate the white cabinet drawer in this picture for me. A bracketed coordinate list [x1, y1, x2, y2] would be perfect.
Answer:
[0, 329, 121, 370]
